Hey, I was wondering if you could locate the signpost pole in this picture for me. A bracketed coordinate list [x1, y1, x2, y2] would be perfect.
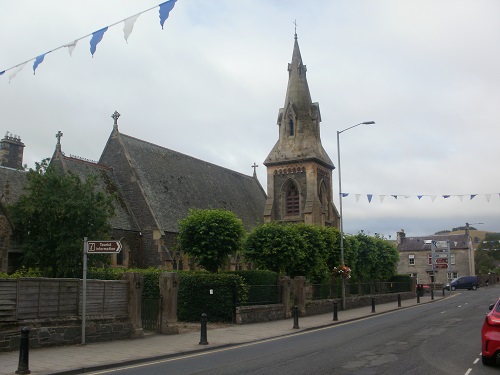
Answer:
[82, 237, 87, 346]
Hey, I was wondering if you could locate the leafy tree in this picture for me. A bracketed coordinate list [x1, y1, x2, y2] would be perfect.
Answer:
[177, 209, 245, 273]
[10, 159, 115, 278]
[244, 223, 340, 281]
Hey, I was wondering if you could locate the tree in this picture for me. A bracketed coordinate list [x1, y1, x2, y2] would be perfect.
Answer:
[10, 159, 115, 277]
[243, 222, 338, 280]
[177, 209, 245, 273]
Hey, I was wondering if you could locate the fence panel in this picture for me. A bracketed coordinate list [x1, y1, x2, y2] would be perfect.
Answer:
[239, 285, 281, 306]
[0, 280, 17, 321]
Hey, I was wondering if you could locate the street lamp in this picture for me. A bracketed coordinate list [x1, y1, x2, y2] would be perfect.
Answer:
[337, 121, 375, 310]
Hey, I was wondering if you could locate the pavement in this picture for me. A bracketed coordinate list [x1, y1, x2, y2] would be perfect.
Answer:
[1, 294, 446, 375]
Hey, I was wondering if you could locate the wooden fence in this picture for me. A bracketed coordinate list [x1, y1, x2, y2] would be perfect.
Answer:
[0, 278, 128, 322]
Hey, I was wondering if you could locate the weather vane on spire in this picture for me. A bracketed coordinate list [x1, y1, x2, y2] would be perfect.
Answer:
[293, 19, 298, 39]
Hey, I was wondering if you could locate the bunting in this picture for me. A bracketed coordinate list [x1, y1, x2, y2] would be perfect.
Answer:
[340, 192, 500, 203]
[1, 0, 178, 82]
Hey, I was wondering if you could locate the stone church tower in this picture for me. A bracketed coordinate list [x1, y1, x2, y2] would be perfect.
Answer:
[263, 33, 339, 227]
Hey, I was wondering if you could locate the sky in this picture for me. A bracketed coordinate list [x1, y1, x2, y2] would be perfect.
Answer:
[1, 0, 499, 238]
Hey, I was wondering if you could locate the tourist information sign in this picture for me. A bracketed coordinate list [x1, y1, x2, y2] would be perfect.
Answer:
[87, 240, 122, 254]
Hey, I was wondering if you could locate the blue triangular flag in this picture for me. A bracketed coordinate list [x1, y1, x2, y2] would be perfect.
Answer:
[90, 27, 109, 56]
[33, 53, 46, 75]
[391, 195, 398, 200]
[159, 0, 177, 29]
[417, 195, 423, 200]
[0, 70, 5, 76]
[342, 193, 349, 198]
[443, 195, 450, 199]
[470, 194, 477, 200]
[367, 194, 373, 203]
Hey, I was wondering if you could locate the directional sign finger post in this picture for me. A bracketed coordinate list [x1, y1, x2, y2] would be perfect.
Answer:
[82, 238, 122, 345]
[87, 240, 122, 254]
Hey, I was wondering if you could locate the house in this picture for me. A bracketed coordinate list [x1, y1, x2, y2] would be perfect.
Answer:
[396, 229, 474, 285]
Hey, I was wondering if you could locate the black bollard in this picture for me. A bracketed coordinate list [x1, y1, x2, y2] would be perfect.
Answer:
[371, 297, 376, 313]
[16, 327, 30, 375]
[199, 313, 208, 345]
[442, 288, 445, 297]
[417, 293, 420, 303]
[397, 293, 401, 307]
[431, 289, 434, 300]
[333, 301, 338, 321]
[293, 305, 299, 329]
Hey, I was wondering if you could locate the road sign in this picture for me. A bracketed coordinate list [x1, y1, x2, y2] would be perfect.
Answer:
[434, 264, 448, 269]
[433, 253, 448, 258]
[435, 258, 448, 264]
[87, 240, 122, 254]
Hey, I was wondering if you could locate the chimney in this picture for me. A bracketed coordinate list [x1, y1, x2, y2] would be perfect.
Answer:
[397, 229, 406, 245]
[0, 131, 25, 170]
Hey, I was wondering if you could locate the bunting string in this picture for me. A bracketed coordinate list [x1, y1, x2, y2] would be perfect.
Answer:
[342, 193, 500, 203]
[0, 0, 177, 80]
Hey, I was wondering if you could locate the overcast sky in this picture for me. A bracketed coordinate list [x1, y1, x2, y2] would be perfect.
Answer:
[1, 0, 499, 238]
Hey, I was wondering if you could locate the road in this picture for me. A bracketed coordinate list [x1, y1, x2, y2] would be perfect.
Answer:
[90, 286, 500, 375]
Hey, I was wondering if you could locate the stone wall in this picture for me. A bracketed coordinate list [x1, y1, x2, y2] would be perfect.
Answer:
[235, 304, 286, 324]
[305, 292, 414, 316]
[0, 316, 132, 351]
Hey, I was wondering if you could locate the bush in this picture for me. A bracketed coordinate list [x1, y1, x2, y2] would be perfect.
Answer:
[178, 272, 248, 322]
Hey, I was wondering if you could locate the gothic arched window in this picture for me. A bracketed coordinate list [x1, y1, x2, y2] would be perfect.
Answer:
[286, 184, 300, 215]
[289, 119, 294, 136]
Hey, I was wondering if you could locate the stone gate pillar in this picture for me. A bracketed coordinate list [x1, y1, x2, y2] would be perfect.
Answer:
[159, 272, 180, 334]
[293, 276, 306, 316]
[278, 276, 291, 318]
[122, 272, 144, 338]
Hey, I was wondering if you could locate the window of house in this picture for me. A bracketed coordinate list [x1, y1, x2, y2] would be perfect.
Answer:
[450, 253, 455, 265]
[286, 184, 300, 215]
[408, 254, 415, 265]
[447, 271, 458, 280]
[428, 254, 432, 265]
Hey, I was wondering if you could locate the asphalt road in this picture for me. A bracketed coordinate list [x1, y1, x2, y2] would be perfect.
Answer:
[89, 286, 500, 375]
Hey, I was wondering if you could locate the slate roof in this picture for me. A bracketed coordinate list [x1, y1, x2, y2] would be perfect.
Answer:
[0, 166, 28, 205]
[398, 233, 469, 252]
[117, 133, 267, 232]
[55, 155, 139, 232]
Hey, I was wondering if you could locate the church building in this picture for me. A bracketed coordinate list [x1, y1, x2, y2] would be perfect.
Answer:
[0, 33, 339, 273]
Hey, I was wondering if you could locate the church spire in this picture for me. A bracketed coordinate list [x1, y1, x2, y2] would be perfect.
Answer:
[264, 32, 333, 169]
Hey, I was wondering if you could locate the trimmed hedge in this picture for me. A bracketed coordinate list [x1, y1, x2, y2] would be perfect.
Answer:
[177, 272, 248, 322]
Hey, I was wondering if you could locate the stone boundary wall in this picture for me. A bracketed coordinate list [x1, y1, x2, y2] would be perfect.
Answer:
[305, 292, 413, 316]
[236, 304, 286, 324]
[0, 315, 132, 352]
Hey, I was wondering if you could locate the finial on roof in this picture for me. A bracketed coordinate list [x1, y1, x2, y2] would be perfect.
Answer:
[251, 162, 258, 178]
[293, 19, 298, 40]
[112, 110, 121, 130]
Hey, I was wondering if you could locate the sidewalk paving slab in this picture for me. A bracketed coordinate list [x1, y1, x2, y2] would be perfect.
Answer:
[0, 294, 447, 375]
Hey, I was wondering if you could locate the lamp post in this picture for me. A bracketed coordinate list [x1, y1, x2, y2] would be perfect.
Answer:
[337, 121, 375, 310]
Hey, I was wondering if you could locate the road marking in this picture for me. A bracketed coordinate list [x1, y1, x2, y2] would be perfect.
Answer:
[473, 358, 479, 364]
[465, 368, 472, 375]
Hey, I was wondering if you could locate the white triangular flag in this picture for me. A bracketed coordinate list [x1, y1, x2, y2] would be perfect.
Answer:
[379, 195, 385, 203]
[66, 40, 78, 56]
[431, 195, 437, 202]
[123, 14, 140, 42]
[8, 63, 27, 83]
[457, 195, 464, 202]
[485, 194, 491, 202]
[355, 194, 361, 203]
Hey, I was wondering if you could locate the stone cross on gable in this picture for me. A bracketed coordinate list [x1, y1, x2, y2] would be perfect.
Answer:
[56, 130, 63, 145]
[112, 110, 120, 130]
[251, 162, 258, 177]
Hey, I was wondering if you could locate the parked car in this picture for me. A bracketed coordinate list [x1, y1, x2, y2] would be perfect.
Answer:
[444, 276, 479, 291]
[481, 298, 500, 365]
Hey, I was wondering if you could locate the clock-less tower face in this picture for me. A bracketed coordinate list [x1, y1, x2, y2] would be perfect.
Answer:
[263, 34, 339, 228]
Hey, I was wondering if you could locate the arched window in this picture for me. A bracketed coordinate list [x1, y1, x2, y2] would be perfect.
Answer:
[319, 181, 328, 213]
[289, 119, 294, 136]
[286, 184, 300, 215]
